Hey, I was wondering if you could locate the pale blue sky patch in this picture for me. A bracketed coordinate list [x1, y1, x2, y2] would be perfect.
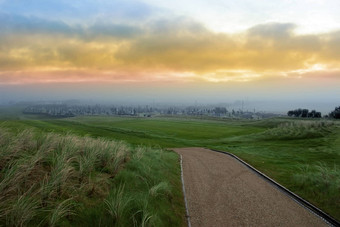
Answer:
[0, 0, 158, 24]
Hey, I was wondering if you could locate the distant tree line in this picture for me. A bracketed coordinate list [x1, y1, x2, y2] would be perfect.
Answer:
[287, 109, 321, 118]
[23, 104, 280, 119]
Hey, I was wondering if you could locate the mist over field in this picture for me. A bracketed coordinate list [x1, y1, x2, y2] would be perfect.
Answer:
[1, 81, 339, 114]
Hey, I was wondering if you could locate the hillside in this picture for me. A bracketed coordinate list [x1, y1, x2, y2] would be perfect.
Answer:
[0, 128, 185, 226]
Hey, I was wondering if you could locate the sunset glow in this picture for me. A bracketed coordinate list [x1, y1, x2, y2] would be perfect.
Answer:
[0, 0, 339, 106]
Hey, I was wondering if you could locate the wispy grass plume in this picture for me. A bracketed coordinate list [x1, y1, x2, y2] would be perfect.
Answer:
[104, 184, 131, 226]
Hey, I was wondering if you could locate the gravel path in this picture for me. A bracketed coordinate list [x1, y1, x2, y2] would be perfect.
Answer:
[174, 147, 327, 227]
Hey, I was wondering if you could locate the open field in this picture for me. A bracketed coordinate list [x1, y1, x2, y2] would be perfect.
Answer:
[1, 106, 339, 221]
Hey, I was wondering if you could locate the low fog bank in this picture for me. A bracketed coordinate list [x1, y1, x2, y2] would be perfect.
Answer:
[1, 82, 338, 115]
[0, 98, 337, 115]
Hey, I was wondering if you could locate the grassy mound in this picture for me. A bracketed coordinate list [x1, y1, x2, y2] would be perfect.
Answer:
[0, 128, 184, 226]
[260, 121, 334, 140]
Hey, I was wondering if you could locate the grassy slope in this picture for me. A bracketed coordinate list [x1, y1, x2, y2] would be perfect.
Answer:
[0, 107, 339, 220]
[2, 116, 263, 148]
[0, 126, 185, 226]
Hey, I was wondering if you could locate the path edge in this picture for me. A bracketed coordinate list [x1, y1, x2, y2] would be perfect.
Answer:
[180, 154, 191, 227]
[210, 148, 340, 227]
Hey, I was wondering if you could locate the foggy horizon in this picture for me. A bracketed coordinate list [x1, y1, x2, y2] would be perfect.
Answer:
[1, 95, 337, 115]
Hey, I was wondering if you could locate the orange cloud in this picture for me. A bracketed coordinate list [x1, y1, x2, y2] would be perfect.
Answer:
[0, 17, 340, 84]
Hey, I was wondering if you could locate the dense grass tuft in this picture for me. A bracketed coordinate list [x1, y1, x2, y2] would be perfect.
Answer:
[104, 184, 131, 226]
[0, 127, 184, 226]
[261, 121, 334, 140]
[293, 163, 340, 215]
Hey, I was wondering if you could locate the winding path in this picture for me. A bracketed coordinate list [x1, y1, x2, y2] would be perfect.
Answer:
[173, 147, 327, 227]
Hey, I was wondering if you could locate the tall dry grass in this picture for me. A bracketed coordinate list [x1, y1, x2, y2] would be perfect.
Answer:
[0, 126, 182, 226]
[262, 120, 334, 139]
[0, 128, 129, 226]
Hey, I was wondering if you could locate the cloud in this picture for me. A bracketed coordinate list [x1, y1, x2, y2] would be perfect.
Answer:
[0, 13, 142, 40]
[115, 21, 336, 72]
[247, 23, 296, 40]
[323, 30, 340, 61]
[0, 68, 186, 85]
[0, 14, 339, 84]
[0, 14, 76, 36]
[87, 23, 142, 40]
[245, 23, 319, 51]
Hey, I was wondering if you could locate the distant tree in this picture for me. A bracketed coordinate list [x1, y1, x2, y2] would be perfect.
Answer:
[307, 111, 314, 118]
[287, 108, 321, 118]
[329, 106, 340, 119]
[287, 110, 294, 117]
[301, 109, 309, 118]
[315, 111, 321, 118]
[307, 110, 322, 118]
[295, 109, 302, 117]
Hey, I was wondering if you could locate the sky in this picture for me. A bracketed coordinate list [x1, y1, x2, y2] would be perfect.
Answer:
[0, 0, 339, 111]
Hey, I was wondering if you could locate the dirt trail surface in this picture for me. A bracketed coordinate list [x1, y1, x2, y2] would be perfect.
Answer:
[174, 147, 327, 227]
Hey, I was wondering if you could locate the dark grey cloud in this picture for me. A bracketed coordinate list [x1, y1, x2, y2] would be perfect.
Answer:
[0, 13, 142, 40]
[87, 23, 142, 40]
[245, 22, 322, 52]
[0, 13, 76, 35]
[247, 23, 296, 40]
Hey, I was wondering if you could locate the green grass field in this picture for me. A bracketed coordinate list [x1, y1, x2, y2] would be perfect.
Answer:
[1, 106, 339, 221]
